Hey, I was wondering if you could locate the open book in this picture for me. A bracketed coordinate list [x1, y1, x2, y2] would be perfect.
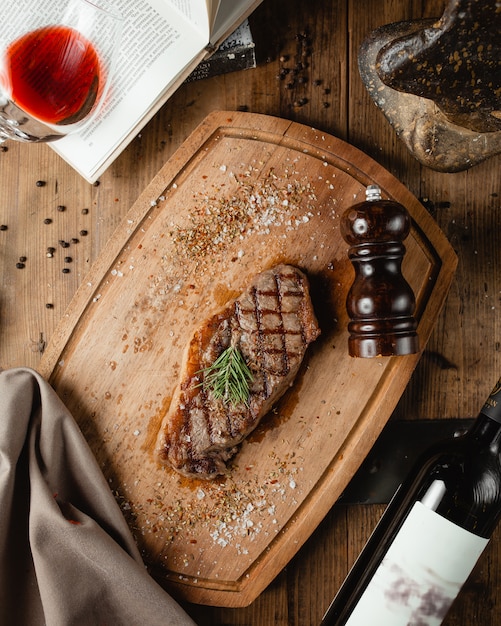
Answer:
[51, 0, 263, 183]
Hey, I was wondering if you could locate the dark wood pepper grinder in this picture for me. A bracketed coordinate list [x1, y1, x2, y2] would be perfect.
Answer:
[340, 184, 419, 358]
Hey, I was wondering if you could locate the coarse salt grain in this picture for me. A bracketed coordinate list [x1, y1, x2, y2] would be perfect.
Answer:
[170, 168, 317, 262]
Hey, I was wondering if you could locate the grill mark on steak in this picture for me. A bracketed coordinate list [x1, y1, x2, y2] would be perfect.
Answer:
[274, 272, 291, 378]
[241, 271, 307, 378]
[157, 264, 320, 479]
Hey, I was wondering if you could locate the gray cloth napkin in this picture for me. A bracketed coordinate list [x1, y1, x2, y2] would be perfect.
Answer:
[0, 367, 197, 626]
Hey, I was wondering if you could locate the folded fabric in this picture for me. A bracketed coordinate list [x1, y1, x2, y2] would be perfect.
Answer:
[0, 367, 196, 626]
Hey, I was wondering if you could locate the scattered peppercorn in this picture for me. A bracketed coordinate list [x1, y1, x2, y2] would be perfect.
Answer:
[16, 262, 25, 269]
[64, 256, 72, 263]
[0, 146, 8, 152]
[79, 230, 88, 236]
[56, 205, 66, 212]
[81, 208, 89, 215]
[47, 247, 56, 253]
[93, 181, 100, 187]
[71, 237, 80, 244]
[44, 218, 52, 224]
[19, 256, 27, 262]
[62, 268, 70, 274]
[45, 303, 54, 309]
[36, 180, 46, 187]
[59, 240, 70, 248]
[0, 224, 7, 231]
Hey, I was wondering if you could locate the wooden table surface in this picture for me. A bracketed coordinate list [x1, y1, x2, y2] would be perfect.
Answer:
[0, 1, 499, 624]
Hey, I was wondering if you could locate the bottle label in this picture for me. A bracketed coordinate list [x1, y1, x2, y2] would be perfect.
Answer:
[481, 376, 501, 424]
[345, 501, 488, 625]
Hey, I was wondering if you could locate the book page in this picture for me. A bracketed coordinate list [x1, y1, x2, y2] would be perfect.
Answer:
[168, 0, 216, 35]
[210, 0, 262, 45]
[52, 0, 207, 180]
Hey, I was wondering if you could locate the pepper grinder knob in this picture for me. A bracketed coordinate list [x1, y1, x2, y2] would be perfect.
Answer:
[340, 184, 419, 358]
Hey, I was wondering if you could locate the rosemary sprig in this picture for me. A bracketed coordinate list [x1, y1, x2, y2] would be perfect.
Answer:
[199, 345, 253, 406]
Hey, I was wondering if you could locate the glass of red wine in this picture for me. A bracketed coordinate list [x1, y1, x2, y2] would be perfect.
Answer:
[0, 0, 123, 143]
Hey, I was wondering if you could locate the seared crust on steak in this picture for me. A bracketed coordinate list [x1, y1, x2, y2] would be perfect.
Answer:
[157, 264, 320, 479]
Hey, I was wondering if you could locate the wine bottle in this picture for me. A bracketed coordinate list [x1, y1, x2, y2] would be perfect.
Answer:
[321, 377, 501, 625]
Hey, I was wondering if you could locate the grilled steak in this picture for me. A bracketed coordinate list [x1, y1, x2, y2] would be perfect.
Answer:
[157, 264, 320, 479]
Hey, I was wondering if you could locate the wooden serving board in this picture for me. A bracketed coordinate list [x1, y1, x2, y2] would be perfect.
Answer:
[38, 111, 457, 607]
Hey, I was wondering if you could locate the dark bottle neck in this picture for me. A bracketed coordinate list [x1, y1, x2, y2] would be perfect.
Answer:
[469, 378, 501, 439]
[468, 379, 501, 445]
[469, 412, 501, 447]
[479, 378, 501, 425]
